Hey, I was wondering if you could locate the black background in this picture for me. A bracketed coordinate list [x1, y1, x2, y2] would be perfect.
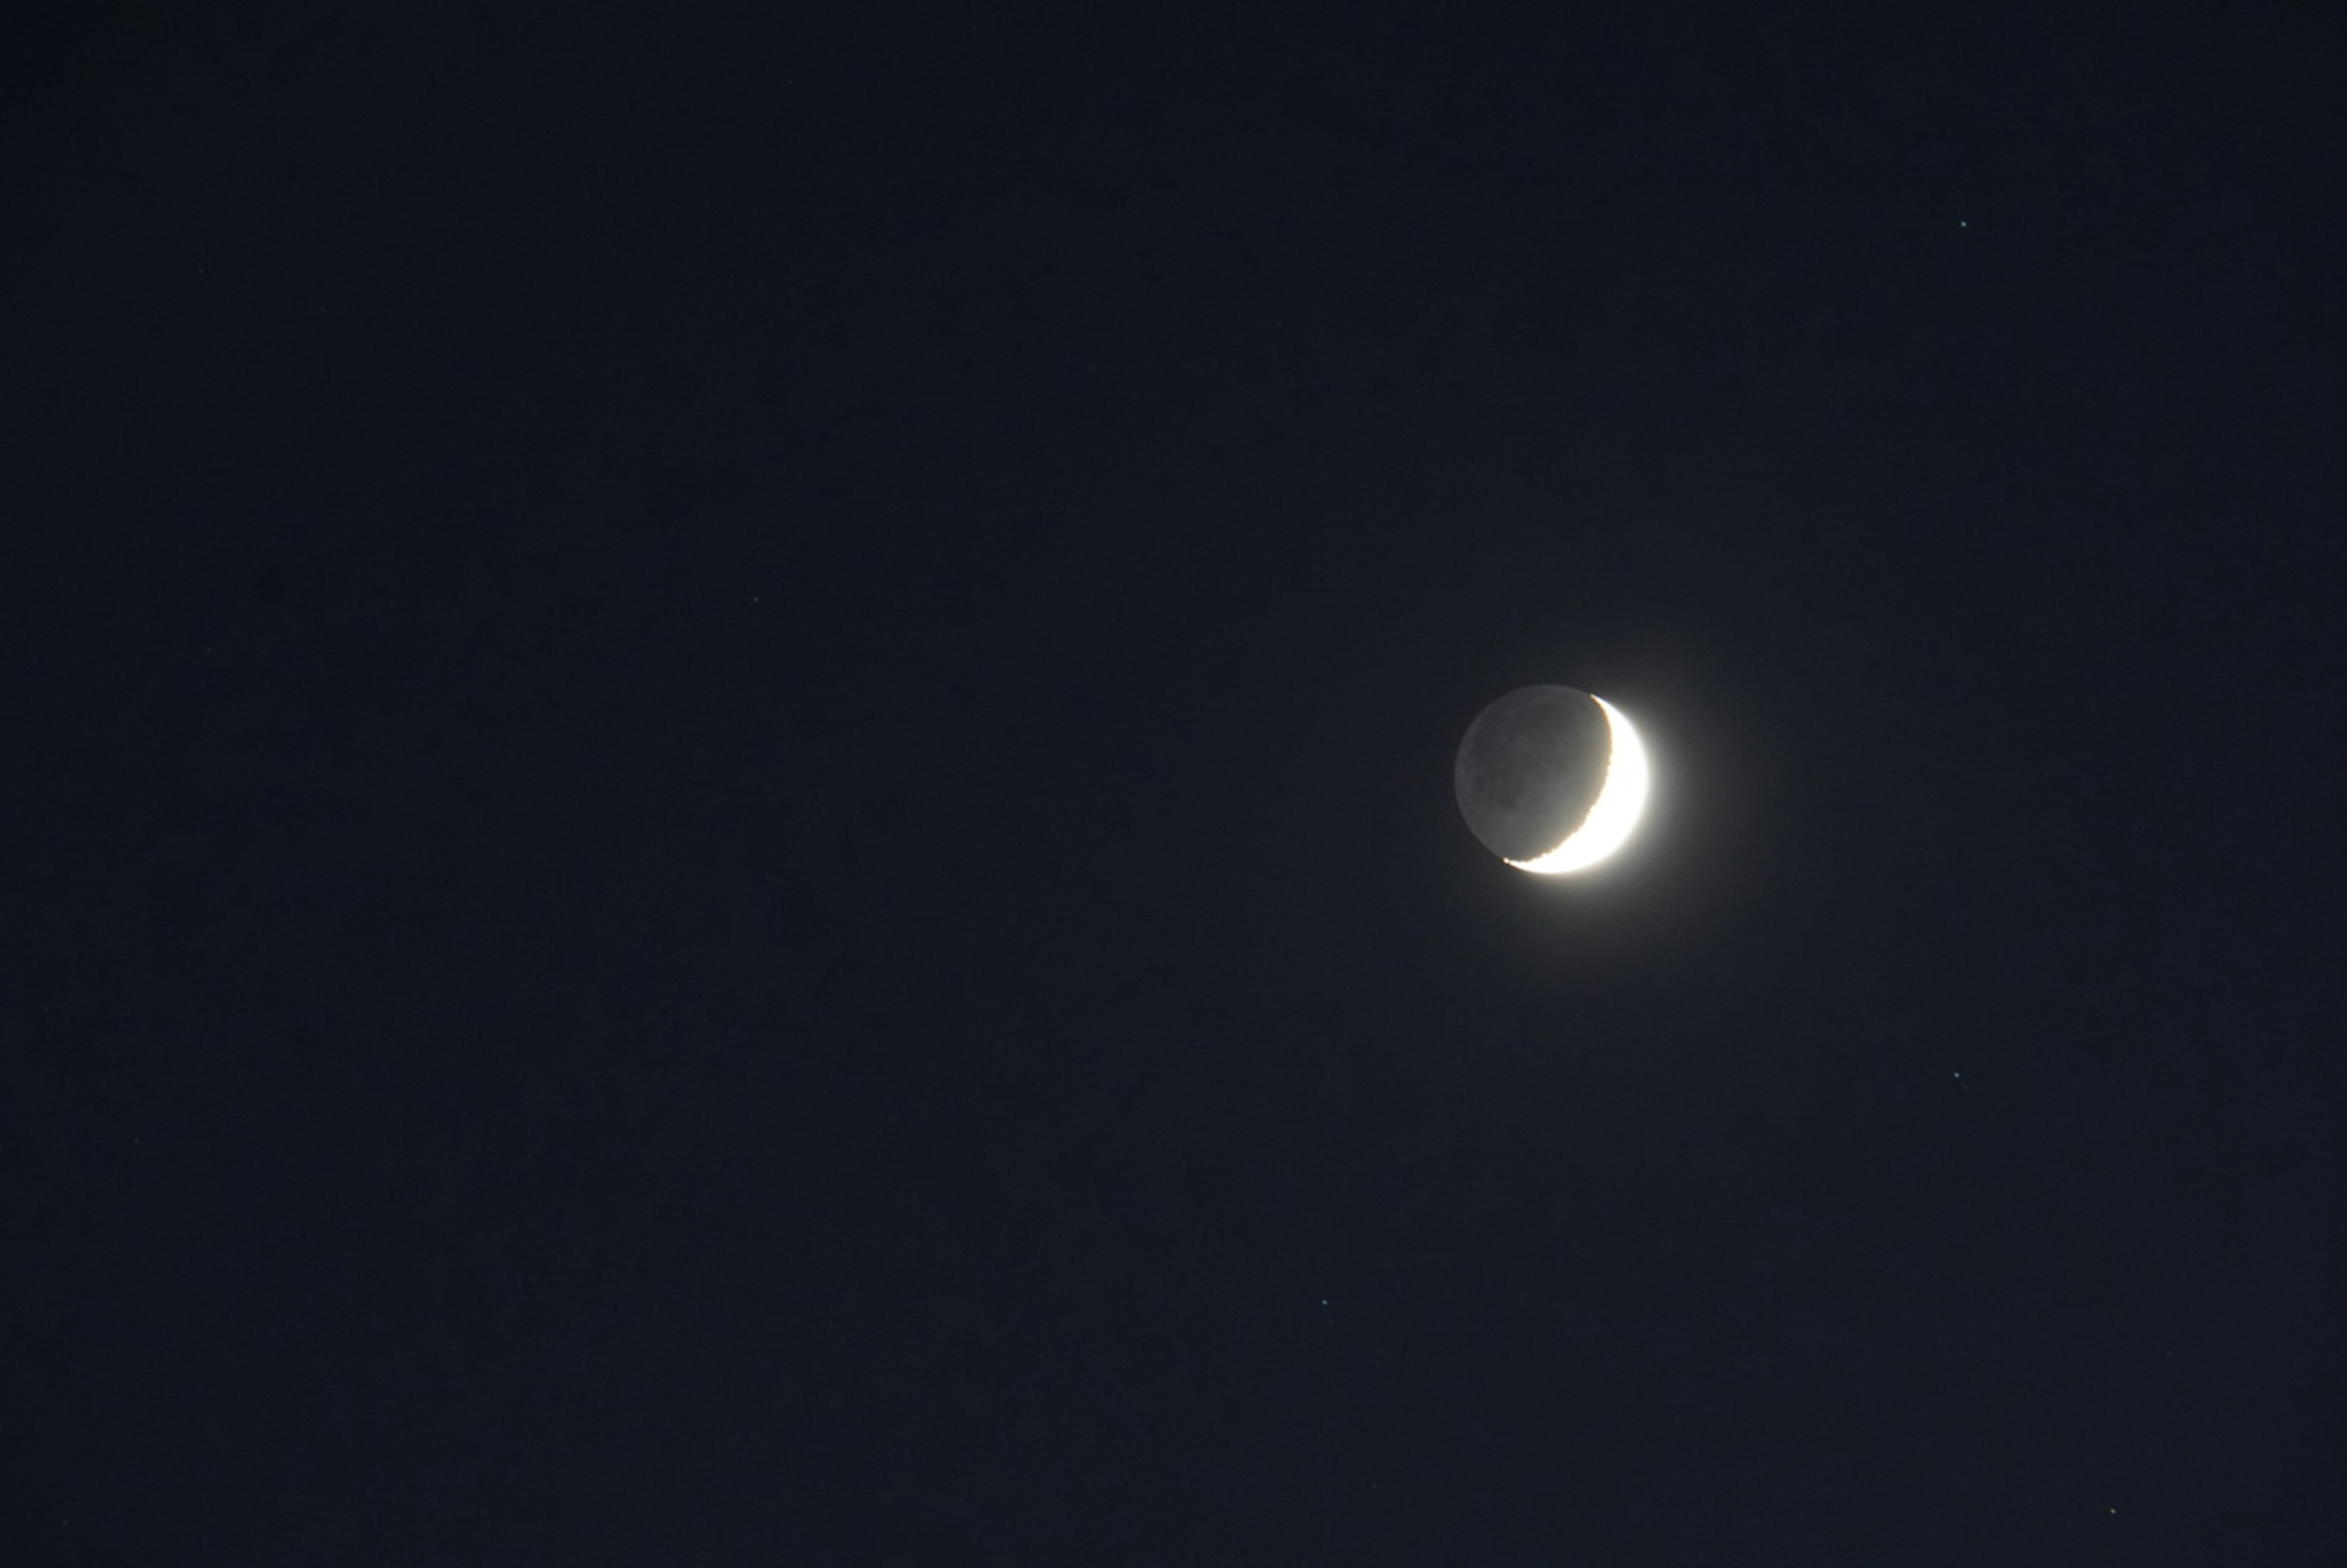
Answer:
[7, 2, 2341, 1562]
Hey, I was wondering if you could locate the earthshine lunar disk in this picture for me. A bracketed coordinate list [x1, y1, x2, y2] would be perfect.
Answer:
[1453, 686, 1652, 874]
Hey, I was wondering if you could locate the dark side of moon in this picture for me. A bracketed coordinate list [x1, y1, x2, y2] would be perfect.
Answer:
[1453, 684, 1611, 862]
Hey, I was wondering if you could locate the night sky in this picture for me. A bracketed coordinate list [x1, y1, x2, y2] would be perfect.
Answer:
[8, 4, 2341, 1562]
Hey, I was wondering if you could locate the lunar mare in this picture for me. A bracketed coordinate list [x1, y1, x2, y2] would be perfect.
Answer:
[1505, 697, 1649, 874]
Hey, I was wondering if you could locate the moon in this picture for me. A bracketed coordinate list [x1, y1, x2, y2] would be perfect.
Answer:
[1453, 685, 1651, 874]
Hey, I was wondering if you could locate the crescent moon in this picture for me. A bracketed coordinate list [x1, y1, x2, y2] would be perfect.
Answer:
[1505, 696, 1651, 875]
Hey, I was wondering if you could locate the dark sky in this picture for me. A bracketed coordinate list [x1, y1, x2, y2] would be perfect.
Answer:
[8, 3, 2341, 1563]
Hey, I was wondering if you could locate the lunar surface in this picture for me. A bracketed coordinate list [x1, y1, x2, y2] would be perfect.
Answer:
[1454, 685, 1651, 874]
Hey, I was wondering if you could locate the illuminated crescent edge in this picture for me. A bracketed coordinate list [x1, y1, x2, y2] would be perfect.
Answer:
[1504, 695, 1651, 875]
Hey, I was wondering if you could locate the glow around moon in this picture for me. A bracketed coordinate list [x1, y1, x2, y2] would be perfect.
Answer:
[1505, 697, 1651, 875]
